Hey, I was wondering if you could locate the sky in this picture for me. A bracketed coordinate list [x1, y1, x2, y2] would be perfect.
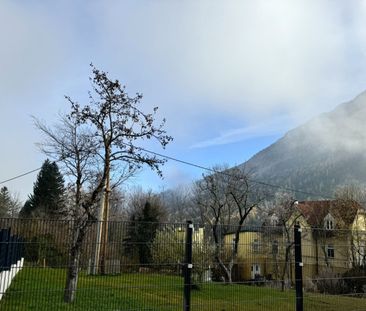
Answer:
[1, 0, 366, 203]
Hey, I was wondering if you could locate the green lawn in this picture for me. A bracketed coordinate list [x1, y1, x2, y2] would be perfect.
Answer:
[0, 268, 365, 310]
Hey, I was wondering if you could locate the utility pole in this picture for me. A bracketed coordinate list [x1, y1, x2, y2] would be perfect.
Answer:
[92, 185, 105, 275]
[100, 167, 110, 275]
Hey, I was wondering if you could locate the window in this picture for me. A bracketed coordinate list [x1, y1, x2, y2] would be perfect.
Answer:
[326, 220, 334, 230]
[252, 239, 260, 252]
[270, 215, 278, 226]
[327, 245, 334, 258]
[272, 240, 278, 255]
[324, 214, 335, 230]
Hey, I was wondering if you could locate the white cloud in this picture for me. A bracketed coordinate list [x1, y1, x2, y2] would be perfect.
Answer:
[91, 0, 366, 122]
[190, 116, 292, 149]
[1, 0, 366, 200]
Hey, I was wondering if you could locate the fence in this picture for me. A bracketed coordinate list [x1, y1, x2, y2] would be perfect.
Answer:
[0, 228, 25, 300]
[0, 218, 365, 310]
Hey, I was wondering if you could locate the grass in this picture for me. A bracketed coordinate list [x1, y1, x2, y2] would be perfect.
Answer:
[0, 268, 365, 310]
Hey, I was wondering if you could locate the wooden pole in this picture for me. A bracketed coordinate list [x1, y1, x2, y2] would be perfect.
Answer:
[100, 167, 110, 275]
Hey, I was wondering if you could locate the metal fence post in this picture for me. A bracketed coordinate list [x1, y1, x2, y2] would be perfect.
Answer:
[294, 224, 303, 311]
[183, 220, 193, 311]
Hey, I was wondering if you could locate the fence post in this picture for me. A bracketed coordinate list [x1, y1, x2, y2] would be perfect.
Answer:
[183, 220, 193, 311]
[294, 224, 303, 311]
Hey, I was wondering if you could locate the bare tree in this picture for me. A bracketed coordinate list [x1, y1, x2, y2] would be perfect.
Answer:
[35, 65, 172, 303]
[334, 187, 366, 269]
[264, 191, 299, 291]
[194, 165, 261, 283]
[158, 185, 197, 222]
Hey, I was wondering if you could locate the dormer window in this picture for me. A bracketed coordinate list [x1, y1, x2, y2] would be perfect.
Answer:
[326, 219, 334, 230]
[324, 214, 335, 230]
[270, 214, 279, 226]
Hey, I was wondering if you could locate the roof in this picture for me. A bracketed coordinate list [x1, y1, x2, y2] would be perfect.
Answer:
[225, 227, 262, 235]
[296, 200, 361, 228]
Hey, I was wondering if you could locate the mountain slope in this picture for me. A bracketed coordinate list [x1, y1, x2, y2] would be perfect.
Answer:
[240, 91, 366, 199]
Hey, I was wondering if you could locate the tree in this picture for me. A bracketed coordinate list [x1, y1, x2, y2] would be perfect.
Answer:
[19, 159, 65, 219]
[124, 190, 166, 266]
[0, 186, 21, 217]
[263, 191, 299, 291]
[0, 186, 11, 217]
[35, 65, 172, 303]
[193, 165, 261, 283]
[334, 187, 366, 269]
[158, 185, 198, 222]
[151, 226, 213, 280]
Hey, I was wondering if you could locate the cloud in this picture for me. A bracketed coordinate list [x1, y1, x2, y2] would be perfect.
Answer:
[1, 0, 366, 201]
[91, 0, 366, 123]
[302, 91, 366, 154]
[190, 117, 292, 148]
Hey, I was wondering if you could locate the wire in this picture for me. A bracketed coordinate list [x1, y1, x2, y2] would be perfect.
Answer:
[0, 167, 42, 185]
[0, 145, 334, 200]
[0, 159, 62, 185]
[131, 145, 335, 199]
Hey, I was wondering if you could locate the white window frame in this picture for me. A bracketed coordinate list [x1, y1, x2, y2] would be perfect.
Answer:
[324, 214, 335, 230]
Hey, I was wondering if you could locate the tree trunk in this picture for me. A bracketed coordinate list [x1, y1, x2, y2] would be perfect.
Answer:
[64, 250, 80, 303]
[281, 245, 291, 291]
[64, 222, 87, 303]
[215, 254, 232, 283]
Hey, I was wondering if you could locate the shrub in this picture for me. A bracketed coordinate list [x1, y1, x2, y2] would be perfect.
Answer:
[24, 234, 67, 267]
[315, 270, 347, 295]
[342, 266, 366, 295]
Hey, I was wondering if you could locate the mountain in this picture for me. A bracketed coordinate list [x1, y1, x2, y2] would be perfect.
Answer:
[240, 91, 366, 200]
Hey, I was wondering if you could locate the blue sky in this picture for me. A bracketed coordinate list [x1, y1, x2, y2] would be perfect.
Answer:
[1, 0, 366, 202]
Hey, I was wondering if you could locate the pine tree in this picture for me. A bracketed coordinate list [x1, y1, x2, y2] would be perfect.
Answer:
[0, 186, 12, 217]
[135, 201, 160, 265]
[0, 187, 21, 217]
[124, 199, 165, 266]
[20, 159, 66, 219]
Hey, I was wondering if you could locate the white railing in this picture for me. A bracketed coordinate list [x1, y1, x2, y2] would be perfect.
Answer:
[0, 258, 24, 300]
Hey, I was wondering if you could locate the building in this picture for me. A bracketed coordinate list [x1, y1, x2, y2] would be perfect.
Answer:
[224, 200, 366, 282]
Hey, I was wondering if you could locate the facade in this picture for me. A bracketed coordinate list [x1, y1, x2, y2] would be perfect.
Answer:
[294, 200, 366, 278]
[224, 230, 267, 280]
[225, 200, 366, 282]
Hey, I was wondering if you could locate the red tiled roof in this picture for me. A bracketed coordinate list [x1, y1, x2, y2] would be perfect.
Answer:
[296, 200, 361, 228]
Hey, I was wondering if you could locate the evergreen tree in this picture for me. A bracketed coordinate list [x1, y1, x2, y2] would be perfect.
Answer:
[0, 186, 21, 217]
[124, 197, 165, 266]
[20, 159, 65, 219]
[136, 201, 160, 265]
[0, 186, 12, 217]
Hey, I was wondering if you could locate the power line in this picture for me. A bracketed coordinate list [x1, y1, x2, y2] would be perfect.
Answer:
[0, 167, 42, 185]
[131, 145, 335, 200]
[0, 159, 62, 185]
[0, 146, 335, 200]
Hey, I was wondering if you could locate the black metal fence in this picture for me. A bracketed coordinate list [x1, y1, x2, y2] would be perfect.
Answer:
[0, 218, 365, 310]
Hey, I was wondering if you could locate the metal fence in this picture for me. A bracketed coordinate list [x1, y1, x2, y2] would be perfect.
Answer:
[0, 218, 365, 310]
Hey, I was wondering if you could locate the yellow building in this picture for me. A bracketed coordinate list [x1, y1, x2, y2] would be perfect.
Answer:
[294, 200, 366, 279]
[224, 230, 268, 281]
[225, 200, 366, 282]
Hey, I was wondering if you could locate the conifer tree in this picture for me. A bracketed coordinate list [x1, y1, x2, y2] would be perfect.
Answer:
[0, 186, 12, 217]
[20, 159, 65, 218]
[0, 186, 21, 217]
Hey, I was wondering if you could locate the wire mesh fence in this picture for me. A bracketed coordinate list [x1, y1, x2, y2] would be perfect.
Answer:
[0, 218, 365, 310]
